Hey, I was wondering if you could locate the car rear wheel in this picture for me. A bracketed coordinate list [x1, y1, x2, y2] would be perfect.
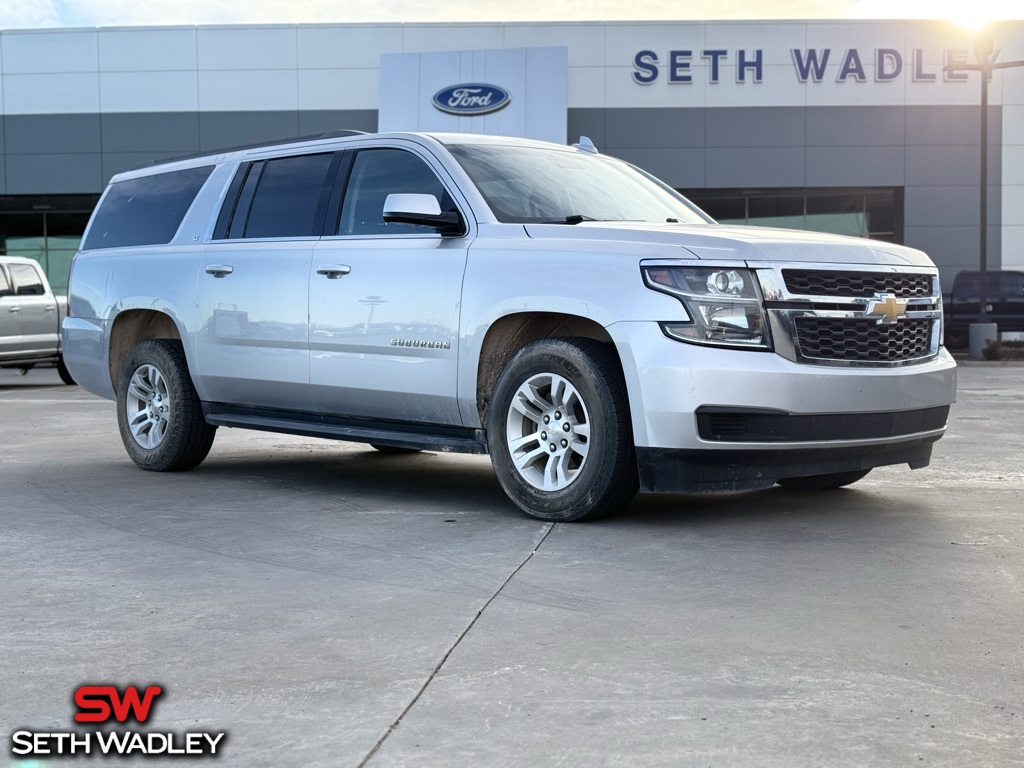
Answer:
[57, 355, 75, 385]
[776, 469, 871, 490]
[117, 339, 216, 472]
[487, 337, 638, 522]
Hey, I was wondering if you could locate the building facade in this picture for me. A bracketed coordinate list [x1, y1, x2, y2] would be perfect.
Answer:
[0, 19, 1021, 292]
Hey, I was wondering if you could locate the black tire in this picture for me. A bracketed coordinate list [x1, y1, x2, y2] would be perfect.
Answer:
[56, 355, 76, 385]
[487, 337, 638, 522]
[116, 339, 216, 472]
[776, 469, 871, 490]
[369, 444, 422, 454]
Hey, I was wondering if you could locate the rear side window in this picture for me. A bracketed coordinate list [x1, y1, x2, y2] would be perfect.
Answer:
[83, 165, 214, 250]
[9, 263, 45, 295]
[220, 153, 336, 240]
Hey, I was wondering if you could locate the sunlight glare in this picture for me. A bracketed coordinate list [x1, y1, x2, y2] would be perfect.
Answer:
[852, 0, 1021, 29]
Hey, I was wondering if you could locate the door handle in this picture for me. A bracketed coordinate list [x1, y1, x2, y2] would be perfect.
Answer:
[45, 305, 56, 312]
[205, 265, 234, 278]
[8, 306, 20, 313]
[317, 265, 352, 279]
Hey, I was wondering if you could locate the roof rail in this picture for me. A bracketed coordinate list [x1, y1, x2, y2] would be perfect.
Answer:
[130, 129, 370, 171]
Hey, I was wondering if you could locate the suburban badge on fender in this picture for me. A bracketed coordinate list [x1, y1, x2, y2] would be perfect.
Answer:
[432, 84, 511, 115]
[391, 338, 452, 350]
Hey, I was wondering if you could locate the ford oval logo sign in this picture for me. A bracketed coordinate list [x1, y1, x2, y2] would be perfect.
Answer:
[432, 83, 511, 116]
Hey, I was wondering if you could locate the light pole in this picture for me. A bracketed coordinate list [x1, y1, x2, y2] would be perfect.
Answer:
[945, 36, 1024, 351]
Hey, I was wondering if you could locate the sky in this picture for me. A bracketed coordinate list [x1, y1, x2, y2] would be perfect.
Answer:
[0, 0, 1021, 30]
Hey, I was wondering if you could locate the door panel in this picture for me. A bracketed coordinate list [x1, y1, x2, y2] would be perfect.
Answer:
[0, 267, 23, 359]
[17, 292, 59, 356]
[194, 242, 313, 409]
[192, 150, 338, 409]
[7, 263, 56, 357]
[310, 236, 466, 424]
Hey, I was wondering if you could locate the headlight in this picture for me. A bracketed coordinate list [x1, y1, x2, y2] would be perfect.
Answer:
[643, 266, 771, 349]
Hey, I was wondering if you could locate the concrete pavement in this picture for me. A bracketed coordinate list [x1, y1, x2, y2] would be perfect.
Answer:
[1, 365, 1021, 767]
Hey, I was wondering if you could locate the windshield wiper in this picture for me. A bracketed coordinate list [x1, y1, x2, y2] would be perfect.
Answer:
[541, 215, 649, 225]
[545, 214, 599, 225]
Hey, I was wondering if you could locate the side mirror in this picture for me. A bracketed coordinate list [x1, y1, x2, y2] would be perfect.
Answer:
[382, 193, 464, 235]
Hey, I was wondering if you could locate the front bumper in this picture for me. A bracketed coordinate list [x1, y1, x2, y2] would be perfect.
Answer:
[607, 321, 957, 490]
[636, 436, 939, 493]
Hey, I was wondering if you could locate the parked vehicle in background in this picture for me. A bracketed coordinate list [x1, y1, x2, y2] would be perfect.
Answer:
[943, 270, 1024, 349]
[0, 256, 74, 384]
[63, 132, 957, 522]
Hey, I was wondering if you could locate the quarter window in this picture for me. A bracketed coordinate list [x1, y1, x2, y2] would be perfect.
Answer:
[83, 166, 213, 250]
[339, 149, 453, 236]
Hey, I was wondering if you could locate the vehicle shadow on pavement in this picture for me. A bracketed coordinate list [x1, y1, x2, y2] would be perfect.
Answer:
[194, 446, 523, 519]
[192, 444, 920, 528]
[0, 371, 72, 390]
[0, 381, 70, 391]
[618, 484, 932, 529]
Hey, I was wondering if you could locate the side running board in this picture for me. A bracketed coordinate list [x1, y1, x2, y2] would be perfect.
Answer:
[202, 403, 488, 455]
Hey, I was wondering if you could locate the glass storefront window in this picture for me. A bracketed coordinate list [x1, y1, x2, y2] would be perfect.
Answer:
[0, 213, 46, 259]
[683, 188, 902, 243]
[746, 195, 805, 230]
[0, 197, 99, 294]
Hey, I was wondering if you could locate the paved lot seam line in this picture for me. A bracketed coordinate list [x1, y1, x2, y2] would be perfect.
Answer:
[357, 522, 557, 766]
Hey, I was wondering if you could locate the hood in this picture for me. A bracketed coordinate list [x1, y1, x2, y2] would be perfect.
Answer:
[522, 221, 933, 268]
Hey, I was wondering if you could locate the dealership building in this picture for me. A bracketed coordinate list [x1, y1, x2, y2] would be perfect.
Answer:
[0, 18, 1021, 293]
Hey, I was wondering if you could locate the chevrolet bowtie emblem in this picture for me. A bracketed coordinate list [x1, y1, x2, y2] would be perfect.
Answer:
[864, 293, 908, 325]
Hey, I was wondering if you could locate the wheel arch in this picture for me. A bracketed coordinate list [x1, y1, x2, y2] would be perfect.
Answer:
[475, 312, 619, 425]
[108, 309, 183, 391]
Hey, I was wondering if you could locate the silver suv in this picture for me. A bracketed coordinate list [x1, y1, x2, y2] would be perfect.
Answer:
[64, 132, 957, 521]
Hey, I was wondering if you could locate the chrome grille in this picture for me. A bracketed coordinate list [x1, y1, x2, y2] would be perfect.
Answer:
[795, 317, 934, 362]
[783, 270, 933, 298]
[755, 262, 943, 367]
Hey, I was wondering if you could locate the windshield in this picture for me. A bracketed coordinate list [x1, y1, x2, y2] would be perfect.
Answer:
[446, 143, 713, 226]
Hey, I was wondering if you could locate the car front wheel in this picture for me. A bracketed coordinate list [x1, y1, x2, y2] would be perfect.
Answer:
[487, 337, 638, 522]
[116, 339, 216, 472]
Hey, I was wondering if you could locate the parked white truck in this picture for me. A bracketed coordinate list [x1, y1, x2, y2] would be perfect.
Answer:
[1, 256, 74, 384]
[63, 132, 957, 521]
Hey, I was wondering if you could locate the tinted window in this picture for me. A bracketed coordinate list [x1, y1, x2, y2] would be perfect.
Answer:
[339, 149, 452, 236]
[242, 153, 335, 239]
[1002, 273, 1024, 296]
[9, 263, 45, 295]
[220, 162, 263, 239]
[83, 165, 213, 250]
[954, 272, 1024, 298]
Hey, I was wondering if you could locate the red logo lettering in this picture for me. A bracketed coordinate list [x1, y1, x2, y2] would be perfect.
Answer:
[74, 685, 163, 723]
